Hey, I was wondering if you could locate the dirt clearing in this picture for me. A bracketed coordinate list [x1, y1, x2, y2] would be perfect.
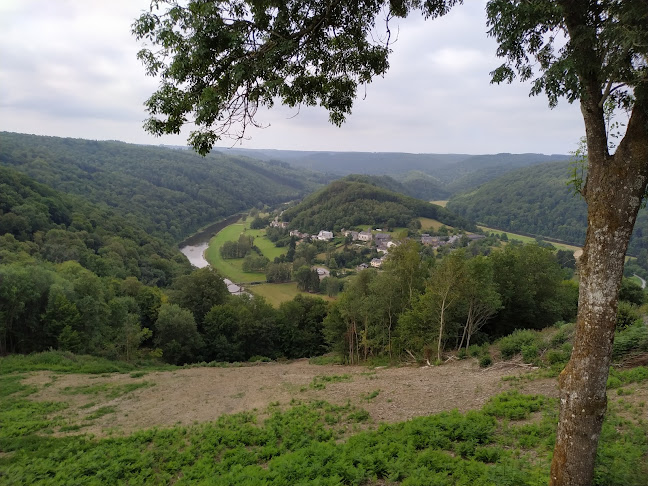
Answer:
[23, 358, 558, 436]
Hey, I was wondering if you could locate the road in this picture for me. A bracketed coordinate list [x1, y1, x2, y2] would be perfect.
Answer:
[633, 273, 646, 289]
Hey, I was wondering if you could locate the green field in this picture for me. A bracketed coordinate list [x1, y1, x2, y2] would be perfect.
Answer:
[247, 229, 286, 260]
[251, 282, 306, 306]
[204, 221, 267, 283]
[419, 217, 450, 231]
[478, 225, 581, 253]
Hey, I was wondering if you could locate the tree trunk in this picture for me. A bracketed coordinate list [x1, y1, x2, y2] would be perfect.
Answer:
[550, 98, 648, 485]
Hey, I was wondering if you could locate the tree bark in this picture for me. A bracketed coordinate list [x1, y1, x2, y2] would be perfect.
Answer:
[550, 91, 648, 485]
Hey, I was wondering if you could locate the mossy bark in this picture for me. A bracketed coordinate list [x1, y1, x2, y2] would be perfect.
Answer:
[550, 89, 648, 485]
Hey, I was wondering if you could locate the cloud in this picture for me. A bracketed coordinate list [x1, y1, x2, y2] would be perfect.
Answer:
[0, 0, 585, 154]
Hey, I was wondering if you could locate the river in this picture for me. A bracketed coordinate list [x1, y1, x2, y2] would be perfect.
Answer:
[178, 214, 249, 295]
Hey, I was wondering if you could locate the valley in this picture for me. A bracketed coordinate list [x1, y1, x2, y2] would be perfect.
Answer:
[2, 132, 648, 485]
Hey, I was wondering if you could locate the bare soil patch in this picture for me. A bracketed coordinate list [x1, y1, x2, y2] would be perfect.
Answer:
[25, 358, 558, 436]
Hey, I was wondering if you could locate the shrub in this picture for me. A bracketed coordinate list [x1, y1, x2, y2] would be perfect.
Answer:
[616, 301, 642, 330]
[550, 322, 575, 347]
[521, 344, 538, 363]
[613, 322, 648, 360]
[479, 355, 493, 368]
[498, 329, 539, 359]
[546, 349, 570, 365]
[468, 344, 483, 358]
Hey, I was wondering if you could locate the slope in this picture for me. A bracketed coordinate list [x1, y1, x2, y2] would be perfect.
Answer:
[0, 132, 327, 243]
[446, 160, 648, 257]
[282, 175, 476, 234]
[0, 166, 190, 286]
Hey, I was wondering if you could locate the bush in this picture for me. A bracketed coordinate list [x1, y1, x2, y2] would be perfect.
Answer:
[550, 322, 575, 347]
[616, 301, 642, 330]
[613, 322, 648, 361]
[468, 344, 483, 358]
[521, 344, 538, 363]
[498, 329, 539, 359]
[546, 349, 570, 365]
[479, 355, 493, 368]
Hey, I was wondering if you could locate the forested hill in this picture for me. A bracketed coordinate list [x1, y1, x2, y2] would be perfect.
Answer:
[219, 146, 568, 200]
[446, 160, 648, 257]
[0, 132, 328, 243]
[0, 166, 191, 286]
[282, 175, 477, 234]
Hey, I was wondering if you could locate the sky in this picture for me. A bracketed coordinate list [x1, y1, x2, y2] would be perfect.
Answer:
[0, 1, 585, 155]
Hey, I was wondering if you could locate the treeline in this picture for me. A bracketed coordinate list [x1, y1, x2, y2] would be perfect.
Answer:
[282, 175, 476, 234]
[0, 132, 326, 243]
[447, 160, 648, 272]
[0, 260, 328, 364]
[323, 241, 578, 364]
[0, 167, 190, 286]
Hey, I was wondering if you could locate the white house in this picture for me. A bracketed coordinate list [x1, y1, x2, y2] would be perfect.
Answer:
[358, 231, 373, 242]
[317, 230, 334, 241]
[370, 257, 383, 268]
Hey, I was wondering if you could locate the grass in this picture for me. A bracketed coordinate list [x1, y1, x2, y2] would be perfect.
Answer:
[418, 217, 450, 231]
[246, 229, 286, 261]
[205, 219, 290, 283]
[430, 200, 449, 207]
[628, 275, 644, 287]
[61, 381, 155, 399]
[250, 282, 335, 307]
[85, 406, 117, 420]
[0, 351, 170, 375]
[2, 377, 646, 486]
[478, 225, 581, 252]
[205, 221, 266, 282]
[308, 374, 352, 390]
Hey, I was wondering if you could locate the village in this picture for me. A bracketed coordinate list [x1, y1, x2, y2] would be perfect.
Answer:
[269, 218, 486, 271]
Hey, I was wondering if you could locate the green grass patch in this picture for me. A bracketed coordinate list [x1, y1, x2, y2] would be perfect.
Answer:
[309, 374, 352, 390]
[250, 282, 330, 307]
[85, 406, 117, 420]
[0, 351, 143, 375]
[205, 220, 288, 282]
[363, 389, 380, 401]
[1, 379, 647, 486]
[205, 221, 266, 282]
[247, 229, 286, 261]
[607, 366, 648, 389]
[419, 216, 450, 230]
[61, 381, 154, 399]
[478, 226, 580, 252]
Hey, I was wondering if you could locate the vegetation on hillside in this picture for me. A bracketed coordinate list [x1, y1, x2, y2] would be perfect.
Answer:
[0, 132, 327, 243]
[282, 176, 476, 234]
[0, 167, 190, 284]
[2, 370, 646, 486]
[447, 161, 648, 275]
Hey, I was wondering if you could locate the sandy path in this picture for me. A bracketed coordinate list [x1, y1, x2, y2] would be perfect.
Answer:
[25, 359, 558, 436]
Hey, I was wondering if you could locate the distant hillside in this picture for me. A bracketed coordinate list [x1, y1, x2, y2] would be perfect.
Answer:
[282, 175, 476, 234]
[0, 132, 328, 243]
[218, 147, 568, 200]
[216, 147, 468, 176]
[0, 166, 190, 286]
[446, 160, 648, 256]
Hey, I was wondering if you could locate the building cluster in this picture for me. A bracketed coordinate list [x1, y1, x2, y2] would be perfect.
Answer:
[281, 223, 485, 271]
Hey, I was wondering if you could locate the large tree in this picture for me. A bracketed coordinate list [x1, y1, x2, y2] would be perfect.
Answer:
[134, 1, 648, 484]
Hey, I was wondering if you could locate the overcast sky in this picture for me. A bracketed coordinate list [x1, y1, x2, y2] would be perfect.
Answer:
[0, 1, 585, 155]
